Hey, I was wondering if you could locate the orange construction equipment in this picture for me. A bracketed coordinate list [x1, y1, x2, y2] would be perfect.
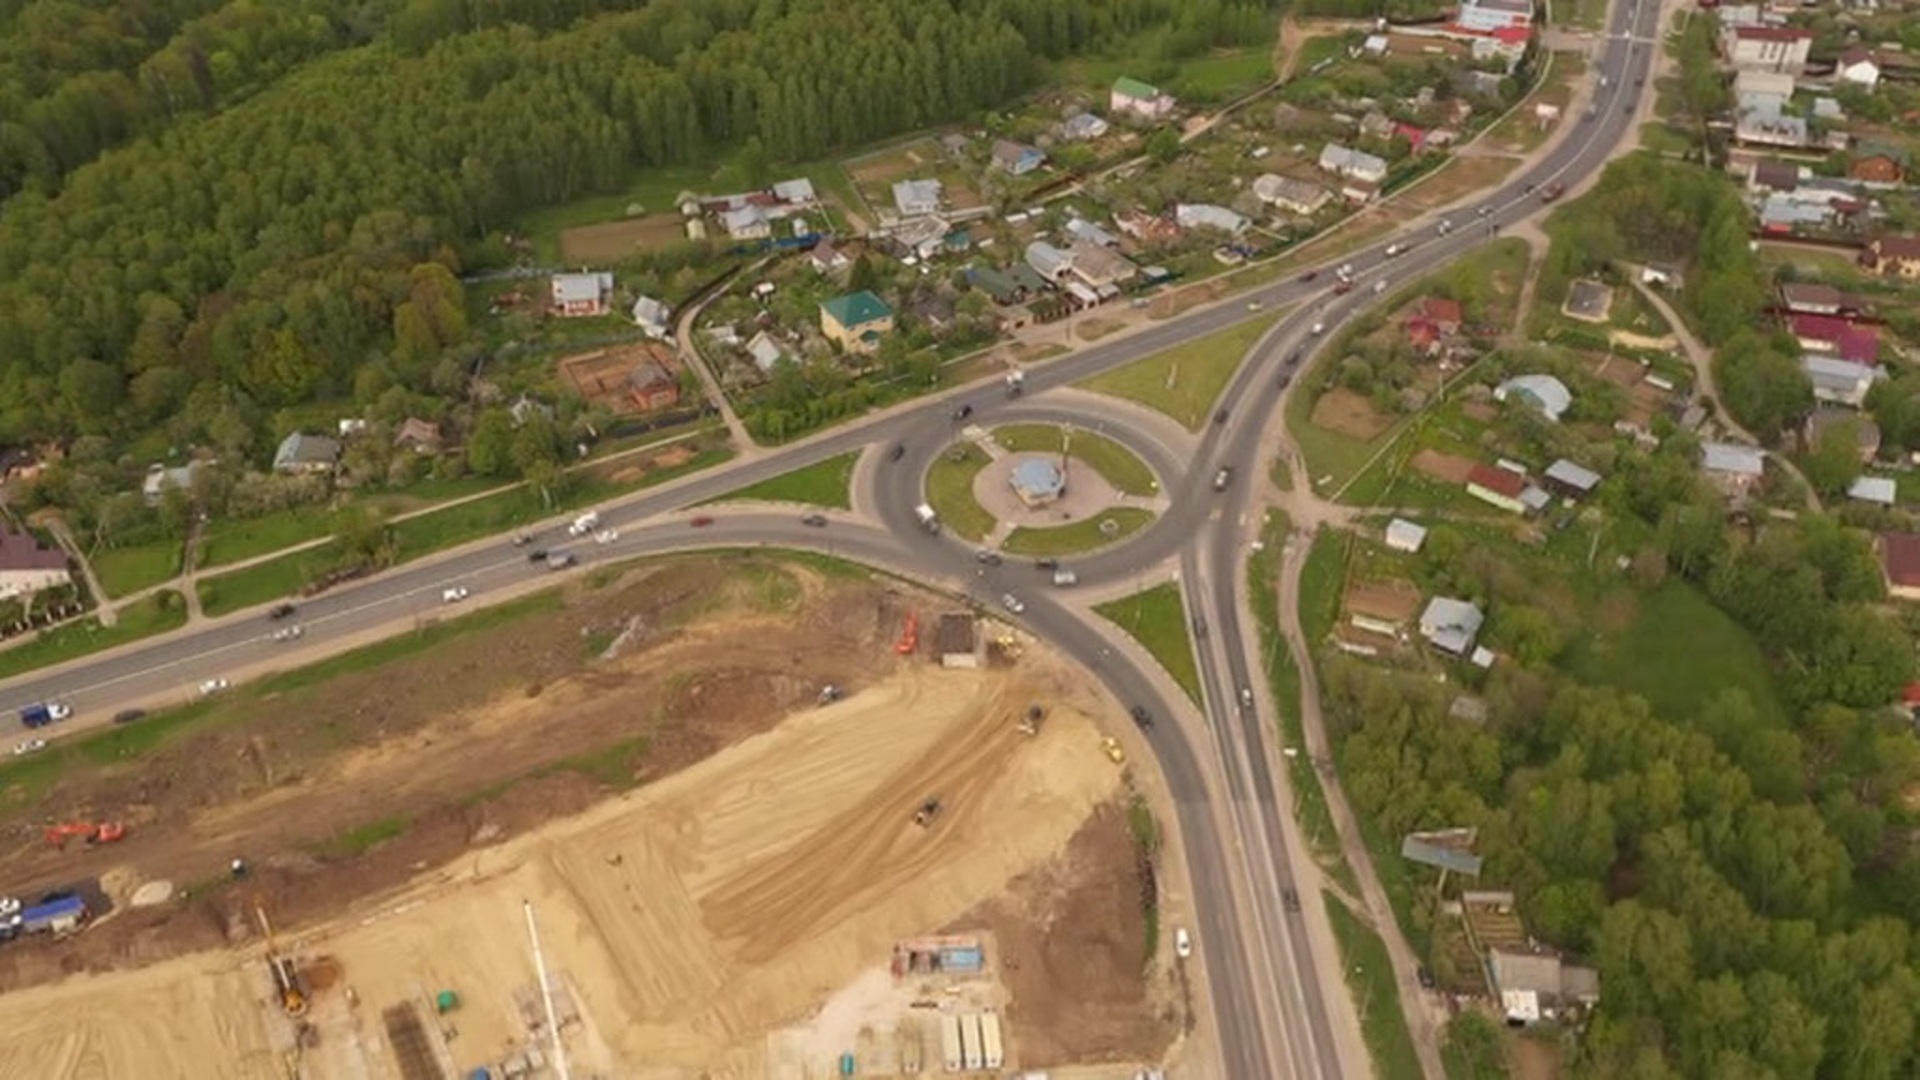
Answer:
[45, 821, 127, 847]
[894, 610, 919, 655]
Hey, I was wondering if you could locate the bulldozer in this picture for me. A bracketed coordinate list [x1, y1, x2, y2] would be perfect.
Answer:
[1101, 738, 1126, 765]
[911, 798, 943, 828]
[1017, 704, 1044, 736]
[44, 821, 127, 848]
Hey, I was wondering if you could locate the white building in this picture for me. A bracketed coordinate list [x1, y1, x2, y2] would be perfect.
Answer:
[1721, 26, 1813, 73]
[1385, 519, 1428, 553]
[1317, 143, 1389, 185]
[630, 296, 671, 338]
[1419, 597, 1485, 656]
[1253, 174, 1334, 216]
[892, 178, 944, 218]
[1456, 0, 1534, 34]
[1173, 203, 1248, 235]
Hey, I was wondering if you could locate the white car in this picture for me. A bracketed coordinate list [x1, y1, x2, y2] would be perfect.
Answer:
[1309, 321, 1326, 336]
[1001, 593, 1025, 615]
[441, 586, 470, 604]
[47, 703, 72, 722]
[1373, 280, 1387, 294]
[12, 738, 46, 756]
[1437, 218, 1453, 235]
[198, 678, 230, 696]
[593, 528, 619, 545]
[1174, 927, 1192, 959]
[272, 625, 303, 643]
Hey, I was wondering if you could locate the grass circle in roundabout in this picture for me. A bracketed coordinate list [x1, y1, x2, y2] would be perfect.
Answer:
[922, 423, 1164, 556]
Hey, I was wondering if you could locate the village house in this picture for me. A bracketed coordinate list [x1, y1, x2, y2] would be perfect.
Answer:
[1849, 476, 1896, 506]
[1416, 297, 1464, 334]
[1067, 240, 1137, 289]
[1749, 158, 1800, 193]
[892, 178, 943, 218]
[771, 178, 817, 206]
[809, 240, 850, 274]
[1805, 407, 1881, 462]
[1543, 459, 1603, 500]
[991, 139, 1046, 176]
[1788, 312, 1879, 362]
[273, 433, 341, 475]
[141, 460, 205, 505]
[1114, 208, 1182, 244]
[393, 418, 443, 454]
[1456, 0, 1533, 35]
[1065, 217, 1120, 248]
[1722, 25, 1814, 73]
[1024, 241, 1075, 283]
[1110, 76, 1174, 119]
[1862, 235, 1920, 278]
[1877, 532, 1920, 601]
[964, 265, 1034, 306]
[550, 272, 614, 317]
[1778, 282, 1860, 316]
[1701, 441, 1766, 494]
[630, 296, 672, 338]
[1849, 141, 1906, 186]
[1253, 174, 1333, 216]
[1495, 374, 1572, 422]
[820, 290, 895, 354]
[626, 349, 682, 412]
[720, 204, 772, 240]
[906, 291, 956, 330]
[745, 329, 786, 374]
[0, 526, 69, 600]
[1735, 70, 1795, 115]
[1061, 112, 1109, 141]
[1174, 203, 1248, 235]
[1317, 143, 1390, 185]
[1802, 355, 1885, 408]
[1836, 45, 1881, 91]
[1385, 518, 1428, 554]
[1418, 597, 1485, 657]
[1489, 948, 1601, 1026]
[1466, 463, 1529, 514]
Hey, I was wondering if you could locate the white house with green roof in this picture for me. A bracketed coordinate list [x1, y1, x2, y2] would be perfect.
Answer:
[1111, 76, 1174, 119]
[820, 290, 895, 354]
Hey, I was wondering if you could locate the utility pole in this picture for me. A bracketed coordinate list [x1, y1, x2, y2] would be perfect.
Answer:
[523, 899, 572, 1080]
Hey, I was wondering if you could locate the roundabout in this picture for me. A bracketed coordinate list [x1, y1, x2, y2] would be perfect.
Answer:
[925, 422, 1168, 557]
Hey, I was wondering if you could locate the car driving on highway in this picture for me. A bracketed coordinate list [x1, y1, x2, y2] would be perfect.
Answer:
[268, 603, 297, 621]
[1000, 593, 1024, 614]
[800, 513, 828, 527]
[1175, 928, 1192, 959]
[198, 678, 230, 696]
[1130, 705, 1154, 731]
[1213, 466, 1233, 491]
[441, 586, 470, 603]
[272, 624, 303, 643]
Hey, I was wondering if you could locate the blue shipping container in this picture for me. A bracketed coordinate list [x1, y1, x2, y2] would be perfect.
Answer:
[938, 946, 985, 972]
[839, 1053, 855, 1076]
[20, 895, 86, 933]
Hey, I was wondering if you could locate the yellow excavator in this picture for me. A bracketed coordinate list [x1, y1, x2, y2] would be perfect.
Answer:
[255, 906, 308, 1018]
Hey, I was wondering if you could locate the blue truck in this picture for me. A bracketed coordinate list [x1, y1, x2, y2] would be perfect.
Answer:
[19, 893, 88, 935]
[18, 702, 70, 728]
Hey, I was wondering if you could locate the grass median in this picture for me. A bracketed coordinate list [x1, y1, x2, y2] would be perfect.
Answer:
[925, 443, 996, 543]
[1078, 315, 1277, 430]
[1094, 581, 1202, 707]
[1002, 508, 1154, 557]
[705, 451, 857, 509]
[991, 424, 1159, 497]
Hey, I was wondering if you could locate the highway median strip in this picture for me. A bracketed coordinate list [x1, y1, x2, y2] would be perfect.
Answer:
[1093, 582, 1203, 708]
[702, 451, 858, 510]
[1077, 315, 1280, 431]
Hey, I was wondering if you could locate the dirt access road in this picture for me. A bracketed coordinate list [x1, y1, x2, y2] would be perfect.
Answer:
[0, 554, 1176, 1078]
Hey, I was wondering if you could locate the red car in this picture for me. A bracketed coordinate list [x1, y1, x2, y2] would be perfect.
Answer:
[690, 515, 715, 528]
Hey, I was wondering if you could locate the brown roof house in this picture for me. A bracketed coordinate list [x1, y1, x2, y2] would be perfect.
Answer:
[1850, 146, 1907, 186]
[1879, 533, 1920, 602]
[1466, 463, 1529, 514]
[0, 526, 71, 600]
[1862, 235, 1920, 279]
[393, 418, 443, 454]
[628, 351, 683, 412]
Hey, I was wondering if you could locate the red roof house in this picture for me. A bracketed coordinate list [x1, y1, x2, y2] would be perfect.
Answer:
[1419, 297, 1464, 332]
[1880, 532, 1920, 601]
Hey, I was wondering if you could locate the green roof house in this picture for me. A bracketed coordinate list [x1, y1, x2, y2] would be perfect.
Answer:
[820, 290, 895, 354]
[1111, 76, 1174, 119]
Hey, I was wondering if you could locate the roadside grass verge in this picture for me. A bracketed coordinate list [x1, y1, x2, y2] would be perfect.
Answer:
[1325, 892, 1425, 1080]
[1442, 1012, 1512, 1079]
[1002, 508, 1154, 557]
[197, 449, 733, 618]
[1246, 512, 1354, 889]
[1296, 527, 1350, 645]
[256, 592, 566, 697]
[1126, 790, 1163, 963]
[705, 451, 857, 510]
[925, 443, 996, 543]
[1094, 581, 1202, 707]
[200, 507, 339, 568]
[991, 424, 1159, 497]
[1078, 315, 1277, 430]
[0, 591, 188, 682]
[91, 540, 182, 598]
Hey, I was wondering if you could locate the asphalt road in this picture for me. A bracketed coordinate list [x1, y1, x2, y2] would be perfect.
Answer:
[0, 4, 1657, 1073]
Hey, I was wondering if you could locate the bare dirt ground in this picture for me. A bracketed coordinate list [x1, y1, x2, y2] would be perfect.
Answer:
[559, 213, 687, 263]
[1411, 449, 1478, 484]
[0, 556, 1172, 1079]
[1310, 387, 1393, 441]
[1398, 155, 1521, 213]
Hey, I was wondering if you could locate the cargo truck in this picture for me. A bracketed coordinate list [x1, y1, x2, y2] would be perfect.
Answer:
[568, 511, 601, 537]
[914, 504, 941, 534]
[18, 702, 70, 729]
[20, 893, 88, 935]
[940, 1014, 964, 1073]
[980, 1012, 1005, 1069]
[963, 1014, 984, 1070]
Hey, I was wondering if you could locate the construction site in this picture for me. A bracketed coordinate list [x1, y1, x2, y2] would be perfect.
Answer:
[0, 554, 1179, 1079]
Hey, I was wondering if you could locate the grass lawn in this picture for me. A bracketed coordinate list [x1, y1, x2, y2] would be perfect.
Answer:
[90, 540, 182, 598]
[1325, 893, 1425, 1080]
[1247, 512, 1355, 888]
[196, 544, 340, 618]
[199, 506, 339, 568]
[0, 591, 189, 682]
[1094, 581, 1202, 707]
[1484, 53, 1585, 153]
[1566, 581, 1790, 727]
[991, 424, 1159, 497]
[1002, 508, 1154, 557]
[1296, 528, 1349, 646]
[1079, 315, 1277, 430]
[706, 451, 857, 509]
[926, 443, 996, 543]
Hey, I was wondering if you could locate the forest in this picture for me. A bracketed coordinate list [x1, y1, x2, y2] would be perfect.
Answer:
[0, 0, 1281, 463]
